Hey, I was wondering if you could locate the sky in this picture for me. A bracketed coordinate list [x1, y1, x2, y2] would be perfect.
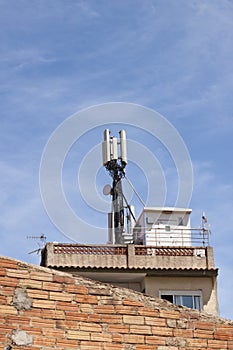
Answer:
[0, 0, 233, 319]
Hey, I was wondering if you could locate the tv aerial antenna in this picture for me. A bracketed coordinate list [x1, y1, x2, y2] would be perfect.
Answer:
[27, 234, 47, 255]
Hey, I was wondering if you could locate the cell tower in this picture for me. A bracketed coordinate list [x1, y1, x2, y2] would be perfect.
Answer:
[102, 129, 134, 244]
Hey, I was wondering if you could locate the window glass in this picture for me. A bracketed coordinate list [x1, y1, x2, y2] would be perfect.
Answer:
[194, 296, 201, 310]
[182, 296, 193, 308]
[174, 295, 182, 306]
[160, 292, 201, 311]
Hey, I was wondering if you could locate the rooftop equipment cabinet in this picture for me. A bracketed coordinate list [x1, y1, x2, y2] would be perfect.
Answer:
[133, 207, 192, 246]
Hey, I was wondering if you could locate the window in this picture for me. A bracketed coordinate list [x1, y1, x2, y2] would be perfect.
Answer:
[160, 290, 202, 311]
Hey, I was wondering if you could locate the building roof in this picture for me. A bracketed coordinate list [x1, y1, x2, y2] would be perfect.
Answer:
[41, 243, 217, 275]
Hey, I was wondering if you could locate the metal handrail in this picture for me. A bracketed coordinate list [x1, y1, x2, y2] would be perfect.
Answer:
[133, 227, 210, 246]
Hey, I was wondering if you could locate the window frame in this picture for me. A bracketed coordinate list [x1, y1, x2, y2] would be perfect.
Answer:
[159, 290, 202, 311]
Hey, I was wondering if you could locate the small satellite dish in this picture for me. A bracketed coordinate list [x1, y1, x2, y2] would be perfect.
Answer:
[103, 184, 112, 196]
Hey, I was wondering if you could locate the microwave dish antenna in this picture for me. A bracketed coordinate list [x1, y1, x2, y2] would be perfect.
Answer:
[103, 184, 112, 196]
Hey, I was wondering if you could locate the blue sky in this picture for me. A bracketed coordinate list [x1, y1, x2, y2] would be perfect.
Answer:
[0, 0, 233, 319]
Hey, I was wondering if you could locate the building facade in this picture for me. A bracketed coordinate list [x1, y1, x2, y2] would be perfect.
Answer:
[41, 207, 219, 316]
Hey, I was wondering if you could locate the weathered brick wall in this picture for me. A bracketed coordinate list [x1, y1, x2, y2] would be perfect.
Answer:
[0, 256, 233, 350]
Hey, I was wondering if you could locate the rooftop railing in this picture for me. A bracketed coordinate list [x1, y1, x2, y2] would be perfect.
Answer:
[53, 245, 127, 255]
[133, 227, 210, 247]
[52, 244, 207, 258]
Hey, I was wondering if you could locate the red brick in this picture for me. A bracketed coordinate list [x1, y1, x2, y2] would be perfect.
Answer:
[53, 274, 74, 284]
[124, 334, 144, 344]
[130, 325, 151, 335]
[88, 314, 102, 322]
[80, 303, 94, 313]
[56, 319, 78, 329]
[0, 316, 5, 323]
[123, 315, 144, 324]
[80, 341, 102, 349]
[136, 346, 160, 350]
[41, 309, 65, 320]
[104, 344, 124, 350]
[66, 311, 88, 321]
[0, 305, 17, 315]
[80, 321, 102, 332]
[145, 335, 166, 345]
[101, 314, 122, 323]
[186, 338, 207, 347]
[194, 329, 213, 339]
[0, 258, 18, 269]
[116, 305, 138, 315]
[151, 326, 173, 336]
[145, 316, 166, 326]
[76, 294, 98, 304]
[33, 299, 56, 309]
[159, 309, 180, 319]
[5, 315, 30, 326]
[19, 278, 42, 289]
[174, 328, 193, 337]
[123, 298, 144, 307]
[88, 287, 111, 296]
[34, 336, 56, 346]
[42, 328, 65, 337]
[91, 332, 112, 342]
[56, 301, 77, 311]
[0, 295, 6, 304]
[112, 333, 123, 343]
[0, 267, 6, 276]
[23, 308, 42, 317]
[65, 284, 87, 294]
[0, 277, 18, 287]
[208, 339, 228, 349]
[67, 330, 90, 340]
[0, 325, 14, 333]
[56, 339, 78, 348]
[42, 281, 63, 291]
[108, 324, 130, 334]
[138, 308, 159, 317]
[49, 291, 74, 301]
[194, 320, 215, 331]
[31, 318, 56, 328]
[100, 296, 122, 305]
[6, 269, 30, 279]
[94, 305, 115, 314]
[214, 328, 233, 340]
[0, 286, 15, 296]
[215, 324, 233, 332]
[27, 289, 49, 299]
[22, 327, 42, 336]
[31, 271, 53, 281]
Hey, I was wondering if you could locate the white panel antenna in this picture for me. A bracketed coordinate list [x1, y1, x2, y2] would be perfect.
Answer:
[119, 130, 127, 164]
[111, 137, 118, 160]
[102, 129, 111, 165]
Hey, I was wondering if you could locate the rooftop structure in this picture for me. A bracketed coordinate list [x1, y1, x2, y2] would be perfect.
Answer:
[41, 129, 219, 315]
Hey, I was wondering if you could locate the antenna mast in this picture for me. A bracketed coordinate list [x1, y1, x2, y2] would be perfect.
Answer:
[102, 129, 128, 244]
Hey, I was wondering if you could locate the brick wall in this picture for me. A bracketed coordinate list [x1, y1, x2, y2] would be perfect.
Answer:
[0, 256, 233, 350]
